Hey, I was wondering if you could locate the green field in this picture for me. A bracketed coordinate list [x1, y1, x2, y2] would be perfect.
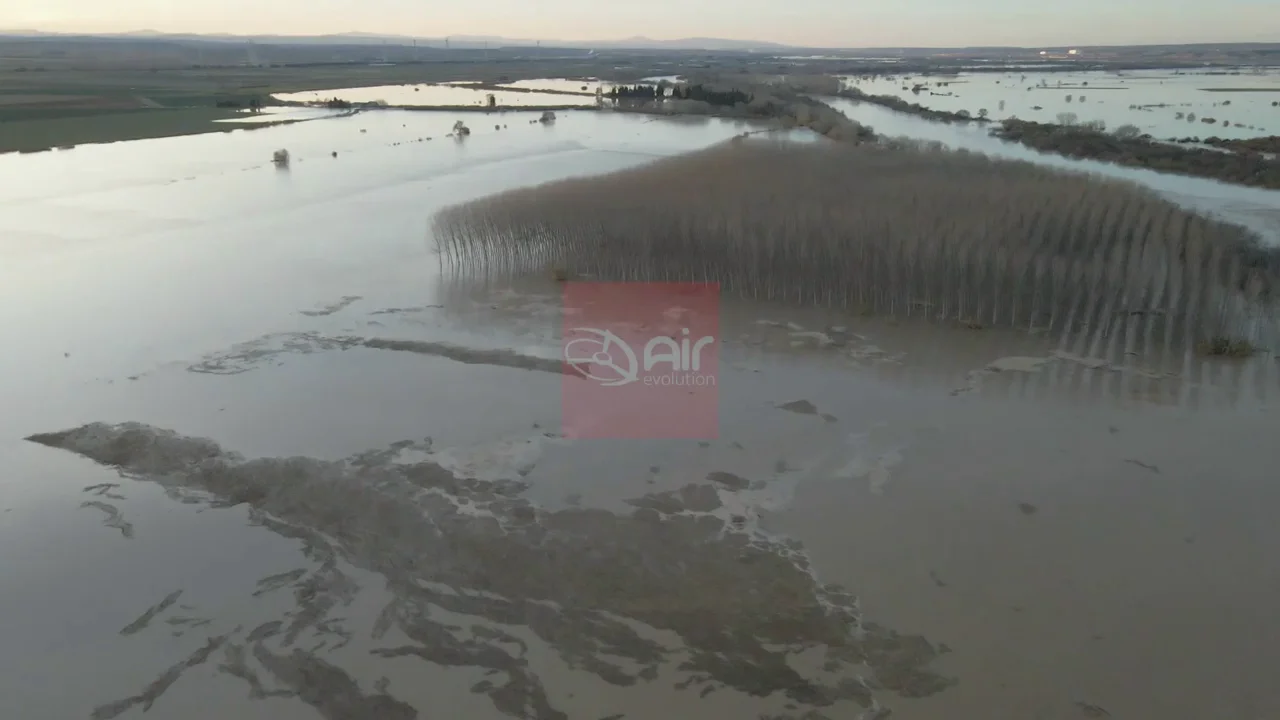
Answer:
[0, 107, 250, 153]
[0, 60, 679, 152]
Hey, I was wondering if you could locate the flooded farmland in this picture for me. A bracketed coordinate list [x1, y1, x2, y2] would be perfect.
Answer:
[843, 68, 1280, 141]
[2, 101, 1280, 720]
[827, 97, 1280, 243]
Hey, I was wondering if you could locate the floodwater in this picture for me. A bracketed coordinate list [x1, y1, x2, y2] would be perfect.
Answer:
[827, 96, 1280, 244]
[843, 68, 1280, 140]
[2, 106, 1280, 720]
[273, 84, 598, 108]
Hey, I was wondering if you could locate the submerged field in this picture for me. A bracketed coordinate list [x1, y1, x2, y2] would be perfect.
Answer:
[842, 68, 1280, 140]
[3, 96, 1280, 720]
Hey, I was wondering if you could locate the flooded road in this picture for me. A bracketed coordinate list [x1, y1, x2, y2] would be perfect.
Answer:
[2, 108, 1280, 720]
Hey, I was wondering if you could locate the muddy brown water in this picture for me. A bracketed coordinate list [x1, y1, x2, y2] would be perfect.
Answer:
[2, 108, 1280, 720]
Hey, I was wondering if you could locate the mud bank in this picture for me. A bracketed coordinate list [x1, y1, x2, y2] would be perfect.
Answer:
[185, 333, 567, 377]
[27, 422, 952, 719]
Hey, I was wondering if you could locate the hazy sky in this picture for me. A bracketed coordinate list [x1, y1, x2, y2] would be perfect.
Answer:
[4, 0, 1278, 47]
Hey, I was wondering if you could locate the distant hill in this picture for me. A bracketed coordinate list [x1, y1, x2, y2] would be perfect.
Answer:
[3, 30, 1277, 55]
[589, 36, 790, 51]
[0, 29, 797, 51]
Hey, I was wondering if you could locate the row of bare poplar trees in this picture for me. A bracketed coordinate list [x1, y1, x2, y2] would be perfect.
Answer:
[432, 138, 1279, 353]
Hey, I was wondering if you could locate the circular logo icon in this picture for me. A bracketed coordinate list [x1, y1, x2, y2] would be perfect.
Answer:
[564, 328, 639, 386]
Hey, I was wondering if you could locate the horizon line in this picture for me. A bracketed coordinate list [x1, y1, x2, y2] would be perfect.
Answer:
[3, 27, 1279, 51]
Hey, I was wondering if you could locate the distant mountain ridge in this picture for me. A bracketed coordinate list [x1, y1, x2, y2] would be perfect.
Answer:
[0, 29, 796, 50]
[3, 29, 1277, 53]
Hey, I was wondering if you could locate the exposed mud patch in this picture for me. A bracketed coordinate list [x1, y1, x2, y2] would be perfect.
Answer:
[832, 435, 906, 497]
[187, 332, 569, 377]
[84, 482, 126, 501]
[1124, 459, 1161, 474]
[300, 296, 363, 317]
[952, 355, 1055, 396]
[706, 471, 750, 491]
[121, 590, 184, 636]
[187, 333, 363, 375]
[90, 632, 233, 720]
[951, 350, 1197, 398]
[362, 338, 566, 375]
[79, 500, 134, 538]
[254, 646, 418, 719]
[1075, 700, 1112, 717]
[28, 422, 954, 718]
[368, 305, 443, 316]
[778, 400, 820, 415]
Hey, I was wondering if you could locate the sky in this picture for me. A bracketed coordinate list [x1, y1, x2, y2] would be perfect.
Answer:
[3, 0, 1278, 48]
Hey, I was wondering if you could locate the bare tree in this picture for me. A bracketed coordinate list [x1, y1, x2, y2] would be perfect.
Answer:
[431, 139, 1278, 351]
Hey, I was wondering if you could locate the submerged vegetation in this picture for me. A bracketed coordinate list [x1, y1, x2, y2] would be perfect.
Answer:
[434, 139, 1279, 354]
[1197, 336, 1260, 358]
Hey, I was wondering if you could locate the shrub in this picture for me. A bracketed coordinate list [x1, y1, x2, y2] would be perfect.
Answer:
[1113, 124, 1142, 139]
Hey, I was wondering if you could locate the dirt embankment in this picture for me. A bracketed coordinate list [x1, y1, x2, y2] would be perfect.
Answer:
[1201, 135, 1280, 155]
[836, 87, 990, 125]
[993, 119, 1280, 189]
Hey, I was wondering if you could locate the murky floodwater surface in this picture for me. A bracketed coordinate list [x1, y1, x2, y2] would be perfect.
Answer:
[2, 106, 1279, 720]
